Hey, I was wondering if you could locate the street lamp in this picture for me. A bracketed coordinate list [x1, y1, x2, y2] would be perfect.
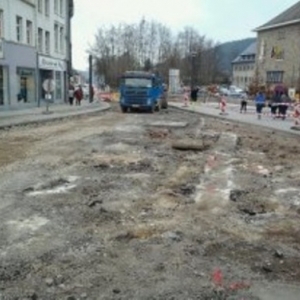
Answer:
[190, 51, 197, 91]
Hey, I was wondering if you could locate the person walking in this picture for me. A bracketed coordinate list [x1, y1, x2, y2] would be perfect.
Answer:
[278, 92, 291, 120]
[255, 91, 266, 120]
[190, 86, 199, 104]
[270, 91, 280, 119]
[240, 93, 248, 113]
[74, 85, 84, 106]
[68, 83, 75, 105]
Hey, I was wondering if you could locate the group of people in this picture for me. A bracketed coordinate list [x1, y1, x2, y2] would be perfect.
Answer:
[68, 84, 84, 106]
[240, 91, 293, 120]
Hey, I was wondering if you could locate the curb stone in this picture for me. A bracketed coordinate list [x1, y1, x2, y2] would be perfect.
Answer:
[169, 104, 300, 138]
[0, 104, 111, 130]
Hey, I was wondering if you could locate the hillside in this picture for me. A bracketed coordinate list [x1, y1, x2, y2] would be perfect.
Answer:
[216, 37, 256, 75]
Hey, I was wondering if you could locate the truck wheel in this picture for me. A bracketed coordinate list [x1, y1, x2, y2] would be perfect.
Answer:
[162, 99, 168, 109]
[121, 107, 128, 113]
[155, 100, 162, 112]
[149, 105, 155, 113]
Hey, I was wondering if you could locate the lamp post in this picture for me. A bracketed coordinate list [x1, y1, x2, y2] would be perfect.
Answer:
[88, 54, 93, 103]
[190, 51, 197, 92]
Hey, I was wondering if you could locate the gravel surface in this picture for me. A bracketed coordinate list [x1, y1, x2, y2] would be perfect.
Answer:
[0, 105, 300, 300]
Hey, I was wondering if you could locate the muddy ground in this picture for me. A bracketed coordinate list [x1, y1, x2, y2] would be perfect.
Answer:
[0, 105, 300, 300]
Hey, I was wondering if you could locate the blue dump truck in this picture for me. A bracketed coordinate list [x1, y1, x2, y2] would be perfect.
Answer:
[119, 71, 167, 113]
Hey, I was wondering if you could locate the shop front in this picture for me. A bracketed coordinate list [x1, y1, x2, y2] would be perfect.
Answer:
[38, 55, 66, 103]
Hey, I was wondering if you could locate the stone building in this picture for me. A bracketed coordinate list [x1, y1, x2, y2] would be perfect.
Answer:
[232, 42, 257, 90]
[254, 1, 300, 90]
[0, 0, 74, 109]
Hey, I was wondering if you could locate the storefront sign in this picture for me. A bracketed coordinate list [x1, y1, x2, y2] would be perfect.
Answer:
[0, 39, 4, 59]
[39, 56, 66, 71]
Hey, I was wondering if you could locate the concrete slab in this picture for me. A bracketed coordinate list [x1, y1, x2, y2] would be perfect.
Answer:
[145, 121, 188, 128]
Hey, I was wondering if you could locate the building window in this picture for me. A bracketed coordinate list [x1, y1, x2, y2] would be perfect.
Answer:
[16, 16, 23, 42]
[60, 0, 64, 16]
[0, 10, 3, 38]
[45, 0, 50, 16]
[266, 71, 284, 83]
[38, 0, 43, 13]
[54, 0, 59, 14]
[45, 31, 50, 54]
[59, 26, 64, 53]
[38, 27, 43, 52]
[54, 24, 59, 52]
[26, 20, 32, 45]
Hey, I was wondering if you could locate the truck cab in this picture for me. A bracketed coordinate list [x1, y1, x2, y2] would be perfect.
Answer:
[119, 71, 164, 113]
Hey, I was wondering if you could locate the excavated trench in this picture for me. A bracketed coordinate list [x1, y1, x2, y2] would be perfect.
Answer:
[0, 108, 300, 299]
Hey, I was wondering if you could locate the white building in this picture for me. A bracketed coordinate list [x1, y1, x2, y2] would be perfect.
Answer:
[232, 42, 257, 91]
[0, 0, 73, 108]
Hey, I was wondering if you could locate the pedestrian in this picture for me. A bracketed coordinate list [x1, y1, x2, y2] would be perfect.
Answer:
[278, 92, 291, 120]
[68, 83, 75, 105]
[270, 91, 280, 119]
[74, 85, 84, 106]
[190, 86, 199, 102]
[255, 91, 266, 120]
[240, 93, 248, 113]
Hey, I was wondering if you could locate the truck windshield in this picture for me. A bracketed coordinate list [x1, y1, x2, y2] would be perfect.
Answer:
[124, 78, 152, 88]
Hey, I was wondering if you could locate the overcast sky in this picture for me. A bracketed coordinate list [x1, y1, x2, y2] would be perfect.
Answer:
[72, 0, 298, 70]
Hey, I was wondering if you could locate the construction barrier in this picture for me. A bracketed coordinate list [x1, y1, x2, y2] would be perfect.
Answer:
[219, 97, 227, 115]
[182, 93, 189, 107]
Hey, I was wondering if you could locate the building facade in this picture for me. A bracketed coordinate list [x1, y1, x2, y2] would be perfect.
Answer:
[254, 1, 300, 90]
[0, 0, 73, 109]
[232, 42, 257, 90]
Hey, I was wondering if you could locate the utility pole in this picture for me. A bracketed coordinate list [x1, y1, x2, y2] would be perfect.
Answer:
[190, 51, 197, 92]
[89, 54, 93, 103]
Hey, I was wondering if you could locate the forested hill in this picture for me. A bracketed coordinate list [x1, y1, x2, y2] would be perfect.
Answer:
[216, 37, 256, 74]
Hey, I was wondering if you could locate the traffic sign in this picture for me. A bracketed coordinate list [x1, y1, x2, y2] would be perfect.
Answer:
[42, 79, 55, 93]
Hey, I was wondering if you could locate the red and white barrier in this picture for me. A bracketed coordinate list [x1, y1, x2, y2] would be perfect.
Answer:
[97, 91, 112, 102]
[182, 92, 189, 107]
[293, 103, 300, 125]
[219, 96, 227, 115]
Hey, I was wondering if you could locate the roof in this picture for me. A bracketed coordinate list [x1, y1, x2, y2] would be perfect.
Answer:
[254, 1, 300, 31]
[232, 42, 257, 64]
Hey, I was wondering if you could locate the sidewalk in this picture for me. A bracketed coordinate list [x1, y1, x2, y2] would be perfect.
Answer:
[170, 101, 300, 136]
[0, 100, 110, 129]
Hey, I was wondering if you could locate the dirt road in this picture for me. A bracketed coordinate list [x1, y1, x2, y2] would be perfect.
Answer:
[1, 106, 300, 300]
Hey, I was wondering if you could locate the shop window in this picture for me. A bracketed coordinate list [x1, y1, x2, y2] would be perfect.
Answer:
[0, 67, 5, 105]
[55, 71, 62, 100]
[17, 68, 36, 104]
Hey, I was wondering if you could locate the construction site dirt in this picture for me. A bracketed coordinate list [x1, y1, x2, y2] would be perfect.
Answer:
[1, 105, 300, 300]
